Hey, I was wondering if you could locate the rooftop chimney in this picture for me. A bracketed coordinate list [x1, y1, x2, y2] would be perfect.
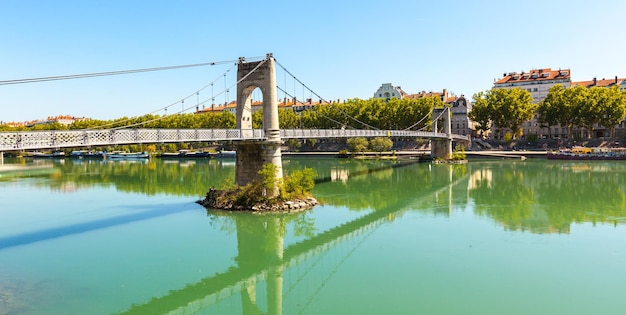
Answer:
[593, 77, 597, 86]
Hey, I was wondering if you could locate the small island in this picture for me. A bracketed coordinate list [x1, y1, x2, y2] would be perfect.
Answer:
[196, 164, 318, 212]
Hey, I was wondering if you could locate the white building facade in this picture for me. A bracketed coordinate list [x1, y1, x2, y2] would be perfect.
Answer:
[373, 83, 406, 101]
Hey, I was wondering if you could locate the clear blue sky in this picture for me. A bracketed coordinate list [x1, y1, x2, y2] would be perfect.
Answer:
[2, 0, 625, 123]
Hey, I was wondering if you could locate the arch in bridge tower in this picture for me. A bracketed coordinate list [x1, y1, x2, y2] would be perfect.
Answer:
[236, 54, 280, 141]
[235, 54, 283, 191]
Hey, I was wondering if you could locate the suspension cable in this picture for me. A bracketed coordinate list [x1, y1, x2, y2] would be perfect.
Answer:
[0, 59, 254, 85]
[87, 63, 239, 130]
[109, 58, 269, 130]
[276, 85, 349, 128]
[274, 58, 379, 130]
[403, 113, 430, 131]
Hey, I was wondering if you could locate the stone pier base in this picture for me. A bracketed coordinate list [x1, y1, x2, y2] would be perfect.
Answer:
[235, 141, 283, 187]
[431, 138, 453, 159]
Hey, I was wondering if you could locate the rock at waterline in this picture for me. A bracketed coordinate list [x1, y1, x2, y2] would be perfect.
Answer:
[196, 188, 319, 212]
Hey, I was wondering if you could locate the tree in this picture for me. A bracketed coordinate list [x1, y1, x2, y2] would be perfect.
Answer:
[469, 91, 492, 137]
[594, 86, 626, 138]
[574, 86, 599, 138]
[475, 88, 536, 139]
[537, 85, 566, 138]
[252, 110, 263, 129]
[286, 139, 302, 151]
[346, 137, 368, 153]
[278, 108, 300, 128]
[369, 137, 393, 154]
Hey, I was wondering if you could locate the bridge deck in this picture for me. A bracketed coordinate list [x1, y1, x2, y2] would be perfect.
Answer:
[0, 128, 469, 151]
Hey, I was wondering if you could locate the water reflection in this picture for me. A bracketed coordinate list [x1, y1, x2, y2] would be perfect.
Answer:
[467, 161, 626, 233]
[118, 162, 463, 314]
[4, 157, 626, 314]
[7, 157, 626, 234]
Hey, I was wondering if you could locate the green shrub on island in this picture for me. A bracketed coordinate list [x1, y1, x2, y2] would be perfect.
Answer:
[201, 164, 318, 211]
[450, 145, 466, 160]
[281, 167, 316, 199]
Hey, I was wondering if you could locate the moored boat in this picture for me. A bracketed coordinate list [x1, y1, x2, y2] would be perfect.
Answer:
[106, 151, 150, 159]
[547, 147, 626, 160]
[30, 151, 66, 158]
[213, 150, 236, 158]
[159, 150, 211, 159]
[69, 150, 105, 159]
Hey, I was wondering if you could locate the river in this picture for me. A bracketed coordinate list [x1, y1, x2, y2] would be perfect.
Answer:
[0, 156, 625, 314]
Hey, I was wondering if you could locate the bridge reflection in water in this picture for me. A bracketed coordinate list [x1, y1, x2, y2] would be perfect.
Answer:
[118, 163, 464, 315]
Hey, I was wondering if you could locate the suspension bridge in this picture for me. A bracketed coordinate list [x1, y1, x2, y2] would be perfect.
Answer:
[0, 127, 465, 152]
[0, 53, 469, 186]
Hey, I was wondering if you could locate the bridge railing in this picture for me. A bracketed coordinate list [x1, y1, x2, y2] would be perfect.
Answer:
[0, 129, 265, 151]
[0, 128, 469, 151]
[280, 129, 469, 141]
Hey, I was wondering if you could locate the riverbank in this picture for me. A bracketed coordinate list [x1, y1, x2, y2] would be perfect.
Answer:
[465, 150, 546, 159]
[282, 150, 548, 159]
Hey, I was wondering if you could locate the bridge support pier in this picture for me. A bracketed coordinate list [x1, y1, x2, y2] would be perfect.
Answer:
[431, 138, 453, 159]
[235, 141, 283, 189]
[234, 54, 283, 196]
[431, 107, 453, 159]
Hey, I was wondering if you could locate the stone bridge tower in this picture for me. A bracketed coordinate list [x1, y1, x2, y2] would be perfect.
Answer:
[234, 54, 283, 194]
[431, 107, 453, 159]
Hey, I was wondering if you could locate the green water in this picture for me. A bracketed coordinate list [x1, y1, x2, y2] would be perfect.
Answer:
[1, 157, 625, 314]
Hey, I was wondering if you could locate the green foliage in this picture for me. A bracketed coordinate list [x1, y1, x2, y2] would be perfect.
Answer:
[469, 91, 492, 136]
[472, 88, 536, 139]
[347, 137, 369, 153]
[537, 85, 567, 134]
[504, 132, 513, 143]
[286, 139, 302, 151]
[164, 143, 178, 153]
[258, 163, 279, 197]
[538, 85, 626, 139]
[589, 86, 626, 138]
[3, 96, 442, 134]
[219, 178, 237, 190]
[450, 145, 466, 160]
[252, 110, 263, 129]
[278, 108, 301, 128]
[233, 182, 266, 206]
[282, 168, 316, 199]
[369, 137, 393, 153]
[294, 97, 437, 130]
[215, 164, 316, 207]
